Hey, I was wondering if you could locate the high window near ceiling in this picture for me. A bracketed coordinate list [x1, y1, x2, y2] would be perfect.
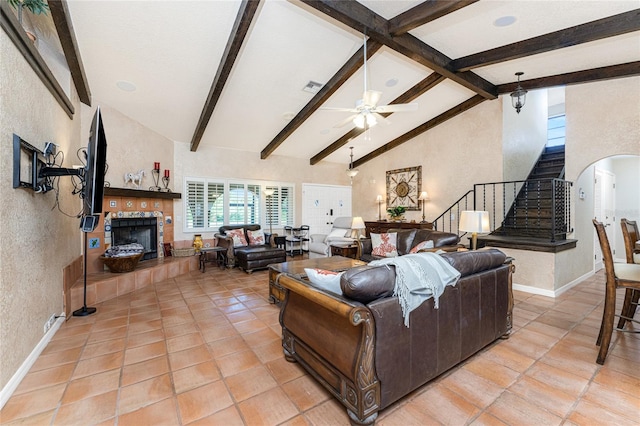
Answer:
[184, 178, 294, 232]
[547, 114, 566, 147]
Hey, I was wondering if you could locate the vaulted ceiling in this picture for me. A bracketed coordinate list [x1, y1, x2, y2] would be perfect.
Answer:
[49, 1, 640, 168]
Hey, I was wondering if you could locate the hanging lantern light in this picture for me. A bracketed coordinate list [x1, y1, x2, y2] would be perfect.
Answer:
[510, 72, 527, 114]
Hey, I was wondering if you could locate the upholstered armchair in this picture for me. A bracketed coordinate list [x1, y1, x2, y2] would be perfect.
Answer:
[308, 217, 358, 258]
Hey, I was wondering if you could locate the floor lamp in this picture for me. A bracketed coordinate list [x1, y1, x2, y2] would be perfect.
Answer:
[459, 210, 490, 250]
[418, 191, 429, 223]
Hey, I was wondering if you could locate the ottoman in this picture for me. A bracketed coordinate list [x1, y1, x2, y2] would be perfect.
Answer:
[235, 246, 286, 273]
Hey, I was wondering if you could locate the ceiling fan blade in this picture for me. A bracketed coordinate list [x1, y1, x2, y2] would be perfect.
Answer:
[334, 114, 359, 128]
[321, 106, 359, 112]
[374, 103, 419, 113]
[372, 112, 390, 126]
[363, 90, 382, 107]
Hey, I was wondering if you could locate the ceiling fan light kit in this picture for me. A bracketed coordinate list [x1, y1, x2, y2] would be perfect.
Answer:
[324, 33, 418, 130]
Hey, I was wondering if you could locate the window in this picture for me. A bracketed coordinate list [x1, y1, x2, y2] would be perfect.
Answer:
[547, 114, 565, 147]
[184, 178, 293, 232]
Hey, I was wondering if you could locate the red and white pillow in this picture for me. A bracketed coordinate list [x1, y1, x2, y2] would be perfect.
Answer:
[304, 268, 343, 294]
[409, 240, 434, 253]
[247, 229, 265, 246]
[371, 233, 398, 257]
[226, 228, 248, 246]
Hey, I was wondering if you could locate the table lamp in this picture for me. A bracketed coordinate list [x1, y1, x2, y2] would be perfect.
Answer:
[459, 210, 490, 250]
[351, 216, 366, 239]
[418, 191, 429, 223]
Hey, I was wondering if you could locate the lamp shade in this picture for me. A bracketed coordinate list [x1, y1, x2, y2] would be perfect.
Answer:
[418, 191, 429, 201]
[376, 194, 383, 202]
[351, 216, 366, 230]
[264, 188, 274, 196]
[459, 211, 490, 233]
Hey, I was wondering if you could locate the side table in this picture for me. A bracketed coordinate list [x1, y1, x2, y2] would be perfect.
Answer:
[199, 247, 227, 272]
[330, 244, 359, 259]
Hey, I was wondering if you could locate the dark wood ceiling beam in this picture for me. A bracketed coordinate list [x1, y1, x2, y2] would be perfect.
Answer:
[496, 61, 640, 93]
[48, 0, 91, 106]
[352, 95, 485, 167]
[190, 0, 261, 152]
[388, 0, 479, 35]
[310, 72, 446, 165]
[300, 0, 498, 99]
[452, 9, 640, 72]
[260, 40, 382, 160]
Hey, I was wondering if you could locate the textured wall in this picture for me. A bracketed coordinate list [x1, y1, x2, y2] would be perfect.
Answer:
[0, 31, 82, 389]
[81, 102, 175, 192]
[352, 100, 505, 226]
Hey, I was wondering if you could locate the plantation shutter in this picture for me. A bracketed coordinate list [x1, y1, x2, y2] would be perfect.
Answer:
[186, 180, 205, 229]
[280, 185, 294, 226]
[248, 184, 260, 224]
[207, 182, 224, 228]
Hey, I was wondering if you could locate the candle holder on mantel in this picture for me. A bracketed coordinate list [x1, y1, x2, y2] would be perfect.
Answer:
[162, 175, 171, 192]
[149, 168, 162, 191]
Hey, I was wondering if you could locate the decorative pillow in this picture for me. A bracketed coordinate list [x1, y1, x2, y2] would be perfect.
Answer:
[304, 268, 344, 295]
[247, 229, 265, 246]
[325, 228, 350, 242]
[226, 228, 247, 246]
[371, 233, 398, 257]
[409, 240, 434, 254]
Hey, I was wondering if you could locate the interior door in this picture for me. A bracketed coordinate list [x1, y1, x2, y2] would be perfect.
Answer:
[302, 184, 352, 235]
[594, 168, 616, 270]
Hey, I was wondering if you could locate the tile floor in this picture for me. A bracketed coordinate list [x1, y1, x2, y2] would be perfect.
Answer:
[1, 266, 638, 425]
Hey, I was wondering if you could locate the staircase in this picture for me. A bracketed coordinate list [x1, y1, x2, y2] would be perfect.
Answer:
[495, 146, 569, 240]
[432, 145, 576, 253]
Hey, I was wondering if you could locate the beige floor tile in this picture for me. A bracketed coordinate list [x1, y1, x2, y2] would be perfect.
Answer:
[72, 351, 124, 379]
[176, 381, 234, 424]
[509, 376, 577, 417]
[216, 349, 262, 377]
[172, 360, 221, 394]
[226, 365, 278, 402]
[123, 340, 167, 365]
[0, 383, 65, 423]
[121, 355, 170, 386]
[53, 390, 118, 425]
[439, 367, 505, 409]
[116, 397, 179, 426]
[282, 374, 331, 411]
[486, 391, 563, 426]
[126, 328, 165, 348]
[168, 345, 213, 371]
[118, 374, 174, 415]
[61, 368, 121, 405]
[13, 364, 75, 395]
[237, 387, 299, 426]
[187, 406, 245, 426]
[567, 399, 639, 426]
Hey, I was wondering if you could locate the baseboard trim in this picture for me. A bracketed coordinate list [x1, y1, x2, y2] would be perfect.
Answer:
[0, 313, 65, 409]
[513, 270, 595, 298]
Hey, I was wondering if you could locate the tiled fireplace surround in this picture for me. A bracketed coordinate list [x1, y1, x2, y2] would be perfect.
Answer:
[62, 191, 202, 317]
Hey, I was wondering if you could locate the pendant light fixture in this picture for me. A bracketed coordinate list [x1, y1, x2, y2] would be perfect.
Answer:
[510, 72, 527, 114]
[346, 146, 359, 184]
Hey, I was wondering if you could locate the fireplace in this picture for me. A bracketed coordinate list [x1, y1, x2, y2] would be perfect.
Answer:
[111, 217, 158, 261]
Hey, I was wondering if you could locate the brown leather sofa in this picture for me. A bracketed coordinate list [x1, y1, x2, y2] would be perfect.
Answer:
[215, 224, 286, 273]
[359, 228, 462, 262]
[277, 249, 513, 425]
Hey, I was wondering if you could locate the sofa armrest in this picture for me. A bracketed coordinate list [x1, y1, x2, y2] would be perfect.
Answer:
[358, 238, 373, 255]
[309, 234, 327, 243]
[215, 233, 236, 267]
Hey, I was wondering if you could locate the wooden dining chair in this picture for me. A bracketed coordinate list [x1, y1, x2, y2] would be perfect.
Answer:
[593, 219, 640, 364]
[618, 218, 640, 329]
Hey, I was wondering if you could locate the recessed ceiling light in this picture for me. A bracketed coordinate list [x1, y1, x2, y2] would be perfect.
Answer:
[320, 128, 330, 135]
[283, 112, 295, 121]
[116, 80, 137, 92]
[494, 16, 517, 27]
[386, 78, 398, 87]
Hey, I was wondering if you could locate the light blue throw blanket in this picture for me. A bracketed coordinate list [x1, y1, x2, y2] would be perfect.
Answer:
[369, 252, 461, 327]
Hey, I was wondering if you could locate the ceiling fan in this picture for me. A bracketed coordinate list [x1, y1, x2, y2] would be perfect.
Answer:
[322, 35, 418, 129]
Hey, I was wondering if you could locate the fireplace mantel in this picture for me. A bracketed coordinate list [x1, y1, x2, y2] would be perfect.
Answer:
[104, 187, 181, 199]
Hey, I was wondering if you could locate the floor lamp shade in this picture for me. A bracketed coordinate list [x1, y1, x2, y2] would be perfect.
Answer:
[459, 211, 490, 250]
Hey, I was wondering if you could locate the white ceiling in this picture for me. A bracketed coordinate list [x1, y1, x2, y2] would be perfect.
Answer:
[65, 0, 640, 166]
